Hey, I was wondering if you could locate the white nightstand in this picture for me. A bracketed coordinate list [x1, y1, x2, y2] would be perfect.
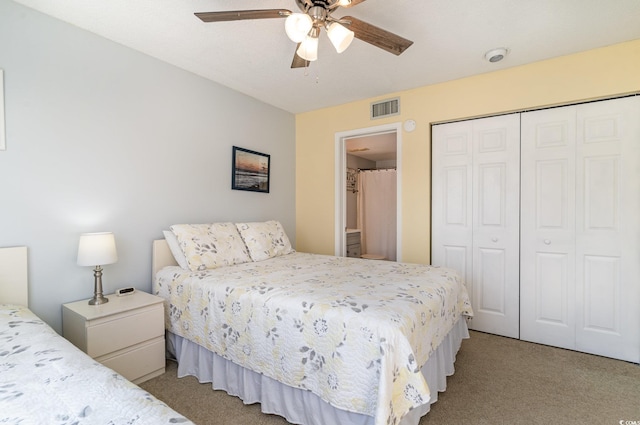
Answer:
[62, 290, 166, 384]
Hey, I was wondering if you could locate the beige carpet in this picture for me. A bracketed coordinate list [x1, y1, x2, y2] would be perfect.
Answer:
[140, 331, 640, 425]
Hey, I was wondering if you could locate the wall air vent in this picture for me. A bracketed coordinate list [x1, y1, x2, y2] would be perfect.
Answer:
[370, 97, 400, 119]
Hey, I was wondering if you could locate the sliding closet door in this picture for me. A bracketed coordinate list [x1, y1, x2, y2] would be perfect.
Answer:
[432, 114, 520, 338]
[521, 96, 640, 362]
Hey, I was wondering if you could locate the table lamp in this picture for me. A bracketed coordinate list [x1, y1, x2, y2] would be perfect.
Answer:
[77, 232, 118, 305]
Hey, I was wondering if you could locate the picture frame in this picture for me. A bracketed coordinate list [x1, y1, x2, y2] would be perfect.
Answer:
[232, 146, 270, 193]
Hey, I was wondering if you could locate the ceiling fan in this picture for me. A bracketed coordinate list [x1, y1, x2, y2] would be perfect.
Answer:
[195, 0, 414, 68]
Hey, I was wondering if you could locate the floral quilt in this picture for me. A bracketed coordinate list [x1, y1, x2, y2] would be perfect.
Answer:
[154, 252, 472, 425]
[0, 304, 192, 425]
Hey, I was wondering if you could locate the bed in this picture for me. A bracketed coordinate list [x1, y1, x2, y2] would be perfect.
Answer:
[0, 245, 194, 425]
[152, 221, 473, 425]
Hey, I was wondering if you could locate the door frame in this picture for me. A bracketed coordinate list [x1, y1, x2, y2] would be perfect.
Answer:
[334, 122, 403, 260]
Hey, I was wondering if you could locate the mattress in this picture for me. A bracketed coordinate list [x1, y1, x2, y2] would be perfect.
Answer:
[154, 252, 472, 425]
[0, 304, 193, 425]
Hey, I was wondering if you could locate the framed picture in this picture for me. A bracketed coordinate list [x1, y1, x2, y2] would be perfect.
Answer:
[232, 146, 270, 193]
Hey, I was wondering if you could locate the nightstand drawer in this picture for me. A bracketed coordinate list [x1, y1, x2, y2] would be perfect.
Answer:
[346, 244, 361, 258]
[346, 232, 361, 245]
[99, 337, 165, 384]
[86, 306, 164, 358]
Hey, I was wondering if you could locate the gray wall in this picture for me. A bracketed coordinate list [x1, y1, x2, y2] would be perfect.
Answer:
[0, 0, 296, 332]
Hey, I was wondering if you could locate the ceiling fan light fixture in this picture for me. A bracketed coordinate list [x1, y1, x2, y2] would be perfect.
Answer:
[285, 13, 313, 43]
[297, 33, 319, 61]
[327, 22, 354, 53]
[338, 0, 352, 5]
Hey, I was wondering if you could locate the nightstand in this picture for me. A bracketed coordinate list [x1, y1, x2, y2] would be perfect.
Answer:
[62, 290, 166, 384]
[346, 230, 362, 258]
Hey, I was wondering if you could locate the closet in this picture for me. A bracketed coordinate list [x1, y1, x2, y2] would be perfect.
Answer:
[431, 96, 640, 362]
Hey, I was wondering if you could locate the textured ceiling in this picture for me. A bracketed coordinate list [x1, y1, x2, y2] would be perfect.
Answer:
[11, 0, 640, 114]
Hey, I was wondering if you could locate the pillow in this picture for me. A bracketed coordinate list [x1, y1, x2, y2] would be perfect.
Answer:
[170, 223, 252, 271]
[235, 220, 293, 262]
[163, 230, 189, 269]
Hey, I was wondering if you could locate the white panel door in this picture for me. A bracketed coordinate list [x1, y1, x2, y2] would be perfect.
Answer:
[471, 114, 520, 338]
[521, 106, 577, 349]
[574, 97, 640, 362]
[432, 115, 520, 338]
[431, 121, 473, 303]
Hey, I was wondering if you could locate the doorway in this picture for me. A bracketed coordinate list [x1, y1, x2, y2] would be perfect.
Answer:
[334, 123, 402, 261]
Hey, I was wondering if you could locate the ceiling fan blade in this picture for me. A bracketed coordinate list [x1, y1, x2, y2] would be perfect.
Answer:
[342, 0, 367, 8]
[195, 9, 291, 23]
[291, 45, 310, 69]
[342, 16, 413, 56]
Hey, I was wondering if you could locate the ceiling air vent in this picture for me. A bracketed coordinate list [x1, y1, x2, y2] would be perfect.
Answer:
[371, 97, 400, 119]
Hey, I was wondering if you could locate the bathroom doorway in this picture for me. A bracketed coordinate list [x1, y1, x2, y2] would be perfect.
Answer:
[334, 123, 402, 261]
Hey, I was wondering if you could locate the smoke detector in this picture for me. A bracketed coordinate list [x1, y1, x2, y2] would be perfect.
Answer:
[484, 47, 508, 63]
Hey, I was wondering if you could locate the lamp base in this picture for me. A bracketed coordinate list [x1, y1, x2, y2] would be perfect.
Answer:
[88, 265, 109, 306]
[88, 294, 109, 305]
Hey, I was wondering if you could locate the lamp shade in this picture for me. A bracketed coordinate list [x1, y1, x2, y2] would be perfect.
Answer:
[285, 13, 313, 43]
[77, 232, 118, 266]
[327, 22, 354, 53]
[296, 34, 319, 61]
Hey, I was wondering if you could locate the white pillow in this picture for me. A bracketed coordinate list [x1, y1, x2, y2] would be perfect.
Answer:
[235, 220, 293, 262]
[163, 230, 189, 269]
[170, 223, 252, 271]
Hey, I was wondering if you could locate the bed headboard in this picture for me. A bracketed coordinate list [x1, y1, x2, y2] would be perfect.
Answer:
[152, 239, 177, 280]
[0, 246, 28, 306]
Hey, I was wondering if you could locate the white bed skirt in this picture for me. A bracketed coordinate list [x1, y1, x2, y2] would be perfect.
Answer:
[167, 318, 469, 425]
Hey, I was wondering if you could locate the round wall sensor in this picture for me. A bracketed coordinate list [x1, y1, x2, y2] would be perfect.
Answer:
[485, 48, 508, 63]
[404, 119, 416, 132]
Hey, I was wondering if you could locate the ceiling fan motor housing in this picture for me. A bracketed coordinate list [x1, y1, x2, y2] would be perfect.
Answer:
[309, 6, 328, 24]
[296, 0, 342, 14]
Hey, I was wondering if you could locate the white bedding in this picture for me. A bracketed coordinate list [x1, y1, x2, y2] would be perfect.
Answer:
[154, 252, 473, 425]
[0, 304, 193, 425]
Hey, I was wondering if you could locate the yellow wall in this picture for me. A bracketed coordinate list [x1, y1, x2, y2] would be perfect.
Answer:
[295, 39, 640, 264]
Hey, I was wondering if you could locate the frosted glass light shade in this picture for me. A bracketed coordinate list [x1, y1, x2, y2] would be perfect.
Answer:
[297, 35, 319, 61]
[285, 13, 313, 43]
[327, 22, 354, 53]
[77, 232, 118, 266]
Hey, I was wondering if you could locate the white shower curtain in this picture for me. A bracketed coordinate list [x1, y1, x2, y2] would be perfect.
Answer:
[357, 169, 397, 261]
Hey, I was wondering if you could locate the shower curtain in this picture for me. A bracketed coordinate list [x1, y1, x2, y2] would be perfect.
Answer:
[357, 169, 397, 261]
